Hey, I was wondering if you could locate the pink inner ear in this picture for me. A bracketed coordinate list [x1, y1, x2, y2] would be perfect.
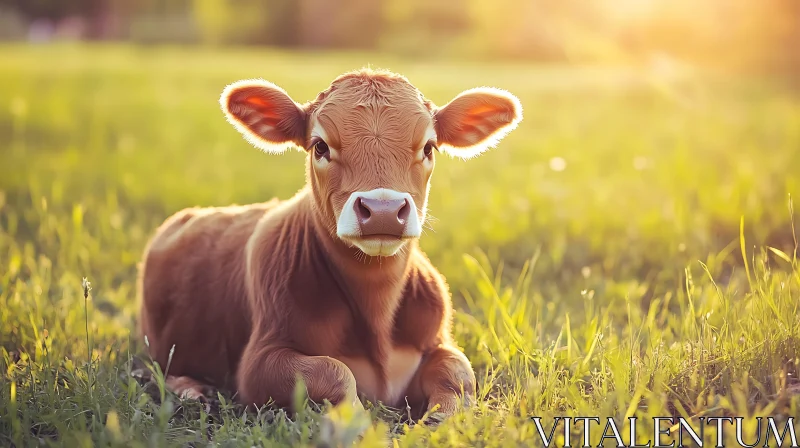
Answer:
[238, 96, 281, 125]
[224, 83, 306, 148]
[245, 97, 269, 107]
[435, 90, 520, 152]
[464, 104, 514, 126]
[452, 103, 514, 137]
[466, 104, 501, 116]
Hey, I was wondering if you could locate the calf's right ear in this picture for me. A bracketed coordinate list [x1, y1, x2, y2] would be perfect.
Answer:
[433, 87, 522, 159]
[220, 79, 307, 154]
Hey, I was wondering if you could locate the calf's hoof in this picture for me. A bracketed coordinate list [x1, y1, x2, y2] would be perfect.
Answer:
[166, 375, 216, 410]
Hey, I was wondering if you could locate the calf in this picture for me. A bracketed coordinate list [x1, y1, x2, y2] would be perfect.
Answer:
[137, 68, 522, 417]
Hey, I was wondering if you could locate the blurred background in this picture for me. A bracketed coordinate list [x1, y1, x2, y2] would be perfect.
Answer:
[0, 0, 799, 78]
[1, 2, 800, 444]
[1, 0, 799, 308]
[1, 0, 800, 327]
[1, 0, 799, 306]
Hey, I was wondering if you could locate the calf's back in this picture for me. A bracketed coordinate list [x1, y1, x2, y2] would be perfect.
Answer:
[137, 199, 280, 389]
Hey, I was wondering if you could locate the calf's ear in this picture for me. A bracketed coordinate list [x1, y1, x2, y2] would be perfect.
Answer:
[433, 87, 522, 159]
[220, 79, 307, 154]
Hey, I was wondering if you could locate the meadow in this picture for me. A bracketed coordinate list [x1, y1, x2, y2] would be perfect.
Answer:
[1, 44, 799, 447]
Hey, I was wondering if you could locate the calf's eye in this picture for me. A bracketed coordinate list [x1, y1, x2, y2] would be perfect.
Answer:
[423, 142, 434, 159]
[314, 140, 330, 161]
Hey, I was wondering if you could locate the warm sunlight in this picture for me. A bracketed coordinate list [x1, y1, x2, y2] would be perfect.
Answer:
[1, 0, 798, 446]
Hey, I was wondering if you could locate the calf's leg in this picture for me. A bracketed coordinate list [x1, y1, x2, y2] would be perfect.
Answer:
[406, 345, 476, 418]
[237, 343, 360, 410]
[166, 375, 215, 401]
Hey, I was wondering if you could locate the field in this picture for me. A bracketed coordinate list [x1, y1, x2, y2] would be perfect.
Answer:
[1, 44, 799, 447]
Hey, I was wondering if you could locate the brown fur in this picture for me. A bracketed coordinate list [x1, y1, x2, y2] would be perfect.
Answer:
[137, 68, 522, 417]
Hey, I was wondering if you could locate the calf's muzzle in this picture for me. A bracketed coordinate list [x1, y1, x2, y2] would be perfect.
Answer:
[354, 197, 410, 237]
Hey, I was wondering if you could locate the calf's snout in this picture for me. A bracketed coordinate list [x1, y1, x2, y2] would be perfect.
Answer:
[354, 197, 410, 237]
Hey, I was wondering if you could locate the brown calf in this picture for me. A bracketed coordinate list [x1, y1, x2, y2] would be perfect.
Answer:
[137, 68, 522, 417]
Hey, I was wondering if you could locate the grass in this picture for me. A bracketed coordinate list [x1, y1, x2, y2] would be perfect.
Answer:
[1, 43, 799, 447]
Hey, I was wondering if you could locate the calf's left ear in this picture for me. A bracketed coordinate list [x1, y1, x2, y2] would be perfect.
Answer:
[220, 79, 307, 154]
[433, 87, 522, 159]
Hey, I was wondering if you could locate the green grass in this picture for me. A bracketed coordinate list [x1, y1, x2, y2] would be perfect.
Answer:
[1, 43, 799, 447]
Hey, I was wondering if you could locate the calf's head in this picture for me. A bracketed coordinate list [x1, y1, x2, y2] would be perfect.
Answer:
[221, 69, 522, 257]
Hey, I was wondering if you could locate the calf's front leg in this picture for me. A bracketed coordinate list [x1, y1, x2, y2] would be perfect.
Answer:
[237, 341, 359, 410]
[407, 345, 476, 418]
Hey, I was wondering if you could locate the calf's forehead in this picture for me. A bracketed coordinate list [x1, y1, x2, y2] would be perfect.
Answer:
[309, 74, 434, 150]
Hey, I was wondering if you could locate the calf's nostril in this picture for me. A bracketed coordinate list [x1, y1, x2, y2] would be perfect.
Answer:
[397, 199, 410, 223]
[355, 197, 372, 222]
